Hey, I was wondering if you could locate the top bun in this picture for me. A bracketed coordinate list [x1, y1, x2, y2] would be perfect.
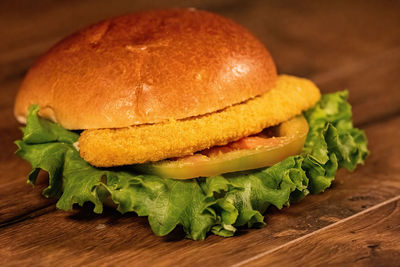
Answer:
[14, 8, 277, 129]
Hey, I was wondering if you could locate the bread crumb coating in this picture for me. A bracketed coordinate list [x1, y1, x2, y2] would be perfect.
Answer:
[79, 75, 321, 166]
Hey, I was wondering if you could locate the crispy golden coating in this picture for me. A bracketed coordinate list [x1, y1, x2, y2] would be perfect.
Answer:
[79, 75, 321, 166]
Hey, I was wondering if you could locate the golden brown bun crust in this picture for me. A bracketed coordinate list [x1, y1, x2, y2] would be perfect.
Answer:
[14, 8, 277, 129]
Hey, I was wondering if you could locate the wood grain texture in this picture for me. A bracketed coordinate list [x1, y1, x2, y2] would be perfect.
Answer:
[312, 48, 400, 126]
[240, 196, 400, 267]
[0, 0, 399, 266]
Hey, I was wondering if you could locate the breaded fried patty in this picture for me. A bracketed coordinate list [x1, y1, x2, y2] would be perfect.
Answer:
[79, 75, 321, 166]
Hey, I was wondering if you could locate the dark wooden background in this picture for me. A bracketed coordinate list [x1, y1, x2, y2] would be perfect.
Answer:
[1, 0, 400, 266]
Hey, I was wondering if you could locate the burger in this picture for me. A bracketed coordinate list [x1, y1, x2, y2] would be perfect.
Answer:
[14, 8, 368, 240]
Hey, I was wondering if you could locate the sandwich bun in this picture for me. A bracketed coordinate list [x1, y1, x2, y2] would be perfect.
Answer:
[14, 8, 277, 130]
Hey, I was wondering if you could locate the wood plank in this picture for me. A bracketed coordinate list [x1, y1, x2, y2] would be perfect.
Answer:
[240, 196, 400, 266]
[249, 0, 400, 77]
[312, 47, 400, 126]
[0, 114, 398, 266]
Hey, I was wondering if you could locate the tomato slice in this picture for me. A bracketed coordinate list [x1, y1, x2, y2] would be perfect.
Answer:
[136, 115, 309, 179]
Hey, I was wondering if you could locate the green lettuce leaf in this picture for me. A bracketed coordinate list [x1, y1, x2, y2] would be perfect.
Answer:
[15, 91, 368, 240]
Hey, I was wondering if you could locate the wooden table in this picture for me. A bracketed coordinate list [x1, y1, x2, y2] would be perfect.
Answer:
[1, 1, 399, 266]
